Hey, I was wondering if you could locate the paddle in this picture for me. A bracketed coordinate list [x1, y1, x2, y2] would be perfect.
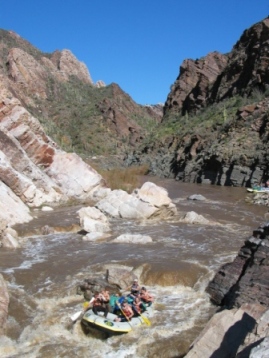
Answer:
[139, 312, 151, 326]
[70, 301, 90, 322]
[70, 310, 83, 322]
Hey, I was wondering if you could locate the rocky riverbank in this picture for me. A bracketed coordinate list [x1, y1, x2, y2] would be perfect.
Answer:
[184, 222, 269, 357]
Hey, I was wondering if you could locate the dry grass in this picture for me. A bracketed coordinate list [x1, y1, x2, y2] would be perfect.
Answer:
[94, 164, 149, 193]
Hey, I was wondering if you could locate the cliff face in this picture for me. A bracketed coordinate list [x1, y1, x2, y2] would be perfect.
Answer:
[164, 17, 269, 118]
[206, 222, 269, 308]
[164, 51, 228, 116]
[187, 223, 269, 357]
[0, 29, 162, 156]
[128, 17, 269, 189]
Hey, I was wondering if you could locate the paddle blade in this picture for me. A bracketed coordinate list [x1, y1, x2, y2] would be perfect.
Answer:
[141, 314, 151, 326]
[70, 310, 82, 322]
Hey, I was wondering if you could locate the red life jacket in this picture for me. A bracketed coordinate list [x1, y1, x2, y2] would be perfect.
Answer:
[122, 305, 133, 318]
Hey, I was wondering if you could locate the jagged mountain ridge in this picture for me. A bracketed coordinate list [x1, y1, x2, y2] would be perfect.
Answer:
[0, 29, 162, 157]
[126, 17, 269, 189]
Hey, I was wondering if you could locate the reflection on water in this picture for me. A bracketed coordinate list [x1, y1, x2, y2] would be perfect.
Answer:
[0, 179, 267, 357]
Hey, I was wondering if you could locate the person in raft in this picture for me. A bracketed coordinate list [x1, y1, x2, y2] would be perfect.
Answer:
[100, 288, 111, 312]
[132, 296, 146, 316]
[89, 292, 109, 318]
[114, 301, 134, 322]
[125, 278, 141, 300]
[139, 287, 154, 306]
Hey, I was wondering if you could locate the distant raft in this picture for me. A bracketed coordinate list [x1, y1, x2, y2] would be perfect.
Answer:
[81, 307, 153, 335]
[247, 186, 269, 193]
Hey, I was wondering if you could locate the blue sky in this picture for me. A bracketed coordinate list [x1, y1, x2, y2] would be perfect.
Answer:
[1, 1, 268, 105]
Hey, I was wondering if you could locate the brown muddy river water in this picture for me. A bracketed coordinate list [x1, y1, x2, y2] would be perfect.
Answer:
[0, 178, 267, 357]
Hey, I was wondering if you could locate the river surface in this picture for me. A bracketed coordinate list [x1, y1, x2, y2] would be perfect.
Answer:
[0, 178, 267, 358]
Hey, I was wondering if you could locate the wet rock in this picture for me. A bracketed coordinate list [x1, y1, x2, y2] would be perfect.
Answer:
[41, 225, 55, 235]
[96, 182, 177, 220]
[187, 194, 206, 201]
[111, 234, 153, 244]
[207, 222, 269, 308]
[82, 232, 111, 242]
[77, 206, 111, 234]
[1, 227, 20, 248]
[76, 270, 131, 300]
[0, 274, 9, 335]
[179, 211, 210, 225]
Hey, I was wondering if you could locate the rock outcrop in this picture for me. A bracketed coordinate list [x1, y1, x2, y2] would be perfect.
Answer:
[164, 51, 228, 116]
[0, 81, 105, 227]
[184, 222, 269, 357]
[78, 206, 110, 233]
[0, 274, 9, 335]
[0, 29, 162, 158]
[206, 222, 269, 308]
[127, 17, 269, 190]
[96, 182, 177, 220]
[185, 304, 268, 358]
[164, 18, 269, 118]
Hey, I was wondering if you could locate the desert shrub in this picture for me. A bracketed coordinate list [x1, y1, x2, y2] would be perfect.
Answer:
[91, 164, 150, 193]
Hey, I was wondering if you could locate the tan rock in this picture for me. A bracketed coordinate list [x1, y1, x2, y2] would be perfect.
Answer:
[112, 234, 153, 244]
[0, 180, 32, 226]
[77, 207, 110, 233]
[0, 274, 9, 335]
[96, 183, 177, 220]
[50, 49, 93, 84]
[185, 307, 257, 358]
[180, 211, 210, 225]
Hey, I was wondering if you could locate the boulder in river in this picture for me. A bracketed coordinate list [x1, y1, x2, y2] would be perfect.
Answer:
[96, 181, 177, 220]
[77, 206, 111, 233]
[111, 234, 153, 244]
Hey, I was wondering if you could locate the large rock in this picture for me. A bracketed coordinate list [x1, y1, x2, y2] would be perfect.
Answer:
[77, 206, 111, 233]
[206, 223, 269, 308]
[164, 51, 228, 116]
[185, 304, 266, 358]
[0, 84, 106, 214]
[6, 45, 93, 106]
[0, 180, 32, 226]
[1, 227, 20, 248]
[45, 153, 104, 200]
[179, 211, 210, 225]
[96, 182, 177, 220]
[0, 274, 9, 335]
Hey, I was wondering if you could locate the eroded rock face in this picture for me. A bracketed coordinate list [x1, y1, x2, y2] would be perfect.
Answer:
[185, 304, 267, 358]
[50, 49, 93, 84]
[96, 182, 177, 220]
[0, 82, 106, 227]
[6, 46, 93, 107]
[0, 274, 9, 335]
[164, 18, 269, 118]
[164, 51, 228, 116]
[0, 181, 32, 226]
[214, 17, 269, 100]
[206, 223, 269, 308]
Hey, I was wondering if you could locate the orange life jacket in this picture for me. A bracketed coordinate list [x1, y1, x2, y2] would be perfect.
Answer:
[140, 291, 153, 302]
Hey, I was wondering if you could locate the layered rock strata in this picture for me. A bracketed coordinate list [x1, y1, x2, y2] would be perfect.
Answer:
[0, 82, 105, 227]
[206, 222, 269, 308]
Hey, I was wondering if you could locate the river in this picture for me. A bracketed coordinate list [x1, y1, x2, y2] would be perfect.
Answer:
[0, 178, 267, 357]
